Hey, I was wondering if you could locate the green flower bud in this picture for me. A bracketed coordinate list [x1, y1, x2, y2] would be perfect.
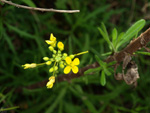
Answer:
[46, 61, 52, 65]
[58, 50, 61, 54]
[49, 68, 53, 73]
[43, 57, 49, 61]
[52, 54, 56, 58]
[55, 56, 61, 62]
[69, 55, 75, 59]
[63, 53, 68, 57]
[54, 66, 58, 71]
[49, 46, 54, 51]
[53, 50, 57, 54]
[60, 64, 64, 68]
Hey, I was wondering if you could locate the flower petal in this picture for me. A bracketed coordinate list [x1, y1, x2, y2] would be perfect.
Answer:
[49, 76, 55, 83]
[50, 33, 56, 41]
[64, 66, 71, 74]
[45, 40, 53, 44]
[65, 57, 72, 64]
[72, 58, 80, 65]
[72, 66, 79, 74]
[46, 81, 53, 88]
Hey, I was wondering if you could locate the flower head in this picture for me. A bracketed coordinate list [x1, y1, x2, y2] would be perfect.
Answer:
[57, 42, 64, 51]
[22, 63, 36, 69]
[64, 57, 80, 74]
[46, 76, 55, 88]
[45, 33, 57, 47]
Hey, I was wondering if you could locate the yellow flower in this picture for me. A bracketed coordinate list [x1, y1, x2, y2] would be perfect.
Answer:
[64, 57, 80, 74]
[57, 41, 64, 51]
[46, 76, 55, 88]
[22, 63, 36, 69]
[45, 33, 57, 47]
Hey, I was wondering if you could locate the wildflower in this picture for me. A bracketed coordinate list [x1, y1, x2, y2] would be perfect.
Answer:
[45, 33, 57, 47]
[64, 57, 80, 74]
[57, 42, 64, 51]
[22, 63, 36, 69]
[46, 76, 55, 88]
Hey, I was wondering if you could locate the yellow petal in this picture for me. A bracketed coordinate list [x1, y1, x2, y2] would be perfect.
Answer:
[72, 58, 80, 65]
[50, 33, 56, 41]
[64, 66, 71, 74]
[49, 76, 55, 83]
[46, 81, 53, 88]
[45, 40, 53, 44]
[57, 41, 64, 51]
[72, 66, 79, 74]
[65, 57, 72, 64]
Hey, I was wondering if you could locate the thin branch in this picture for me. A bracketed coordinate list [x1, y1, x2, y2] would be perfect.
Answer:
[0, 0, 80, 13]
[15, 27, 150, 92]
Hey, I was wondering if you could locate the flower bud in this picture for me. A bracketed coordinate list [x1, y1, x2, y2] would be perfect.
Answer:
[49, 68, 54, 73]
[43, 57, 49, 61]
[53, 50, 57, 54]
[54, 66, 58, 71]
[58, 50, 61, 54]
[60, 64, 64, 68]
[69, 55, 75, 59]
[63, 53, 68, 57]
[49, 46, 54, 51]
[46, 61, 52, 65]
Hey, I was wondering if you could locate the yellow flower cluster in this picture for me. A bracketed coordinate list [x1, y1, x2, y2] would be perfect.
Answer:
[22, 33, 88, 89]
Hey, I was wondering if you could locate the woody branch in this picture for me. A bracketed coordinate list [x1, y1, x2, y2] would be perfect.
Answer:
[0, 0, 80, 13]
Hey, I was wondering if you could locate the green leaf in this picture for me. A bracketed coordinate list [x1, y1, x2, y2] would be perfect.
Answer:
[103, 68, 111, 76]
[116, 32, 125, 50]
[112, 28, 118, 47]
[100, 70, 106, 86]
[84, 67, 102, 74]
[21, 0, 36, 7]
[95, 55, 106, 67]
[117, 19, 145, 49]
[45, 88, 67, 113]
[98, 23, 112, 50]
[107, 61, 117, 66]
[101, 52, 112, 56]
[136, 51, 150, 56]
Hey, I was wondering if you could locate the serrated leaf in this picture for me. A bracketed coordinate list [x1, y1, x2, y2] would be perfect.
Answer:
[100, 71, 106, 86]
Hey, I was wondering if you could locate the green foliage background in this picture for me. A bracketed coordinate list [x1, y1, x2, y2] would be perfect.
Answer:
[0, 0, 150, 112]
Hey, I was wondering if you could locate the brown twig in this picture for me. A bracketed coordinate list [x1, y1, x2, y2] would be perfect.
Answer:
[15, 27, 150, 92]
[0, 0, 80, 13]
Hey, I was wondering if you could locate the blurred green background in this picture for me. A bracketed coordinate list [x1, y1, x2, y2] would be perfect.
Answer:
[0, 0, 150, 113]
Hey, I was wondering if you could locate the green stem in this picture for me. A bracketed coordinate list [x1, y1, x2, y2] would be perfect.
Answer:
[36, 62, 46, 66]
[0, 106, 19, 112]
[75, 51, 88, 56]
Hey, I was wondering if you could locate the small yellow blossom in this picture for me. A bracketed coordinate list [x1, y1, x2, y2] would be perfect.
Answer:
[22, 63, 36, 69]
[45, 33, 57, 47]
[64, 57, 80, 74]
[57, 42, 64, 51]
[46, 76, 55, 88]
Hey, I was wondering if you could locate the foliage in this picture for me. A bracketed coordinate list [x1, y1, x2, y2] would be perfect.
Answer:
[0, 0, 150, 113]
